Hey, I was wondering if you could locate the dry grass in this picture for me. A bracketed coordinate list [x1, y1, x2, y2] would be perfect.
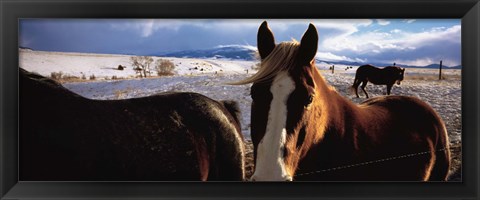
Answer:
[113, 88, 132, 99]
[49, 71, 133, 83]
[50, 71, 95, 83]
[244, 140, 255, 179]
[405, 74, 461, 81]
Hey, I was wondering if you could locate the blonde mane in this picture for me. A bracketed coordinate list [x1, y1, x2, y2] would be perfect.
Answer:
[230, 41, 299, 85]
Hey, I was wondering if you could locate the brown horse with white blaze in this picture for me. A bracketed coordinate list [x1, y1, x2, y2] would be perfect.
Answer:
[234, 21, 450, 181]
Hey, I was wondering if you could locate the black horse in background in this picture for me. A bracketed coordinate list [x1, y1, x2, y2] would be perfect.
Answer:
[352, 64, 405, 98]
[20, 68, 245, 181]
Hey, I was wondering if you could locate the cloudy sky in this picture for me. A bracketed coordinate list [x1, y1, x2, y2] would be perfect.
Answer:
[19, 19, 461, 67]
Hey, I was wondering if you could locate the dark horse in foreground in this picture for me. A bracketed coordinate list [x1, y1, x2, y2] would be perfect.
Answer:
[234, 21, 450, 181]
[20, 68, 245, 181]
[352, 64, 405, 98]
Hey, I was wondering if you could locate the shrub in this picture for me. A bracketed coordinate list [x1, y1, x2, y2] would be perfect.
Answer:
[50, 71, 63, 80]
[89, 74, 96, 80]
[62, 75, 80, 81]
[155, 59, 176, 76]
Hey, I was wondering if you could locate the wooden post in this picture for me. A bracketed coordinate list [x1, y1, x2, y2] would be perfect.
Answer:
[332, 65, 335, 74]
[439, 60, 443, 80]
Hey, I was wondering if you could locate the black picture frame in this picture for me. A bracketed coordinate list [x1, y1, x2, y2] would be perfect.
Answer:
[1, 0, 479, 199]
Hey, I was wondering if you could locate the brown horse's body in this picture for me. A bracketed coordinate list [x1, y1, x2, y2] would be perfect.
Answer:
[352, 64, 405, 98]
[20, 68, 245, 181]
[238, 21, 450, 181]
[294, 68, 450, 181]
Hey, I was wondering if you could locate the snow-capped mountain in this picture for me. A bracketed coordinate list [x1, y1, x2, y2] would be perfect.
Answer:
[157, 44, 461, 69]
[158, 45, 258, 61]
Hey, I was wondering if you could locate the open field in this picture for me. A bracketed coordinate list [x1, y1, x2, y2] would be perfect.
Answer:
[20, 50, 462, 181]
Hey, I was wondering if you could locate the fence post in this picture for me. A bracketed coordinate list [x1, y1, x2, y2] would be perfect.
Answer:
[439, 60, 443, 80]
[332, 65, 335, 74]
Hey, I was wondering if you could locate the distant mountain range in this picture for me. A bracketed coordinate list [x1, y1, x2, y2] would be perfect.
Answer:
[19, 46, 34, 51]
[157, 45, 258, 61]
[419, 63, 462, 69]
[157, 45, 461, 69]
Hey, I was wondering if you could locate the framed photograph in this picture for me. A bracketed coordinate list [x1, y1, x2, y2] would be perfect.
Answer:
[1, 0, 479, 199]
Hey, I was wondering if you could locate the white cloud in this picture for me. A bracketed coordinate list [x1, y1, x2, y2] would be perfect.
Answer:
[316, 52, 366, 63]
[402, 25, 461, 47]
[390, 29, 402, 33]
[110, 19, 185, 37]
[110, 19, 374, 39]
[110, 19, 260, 38]
[322, 31, 401, 52]
[107, 19, 460, 66]
[376, 19, 391, 26]
[141, 20, 155, 37]
[322, 25, 461, 53]
[393, 57, 435, 66]
[392, 58, 459, 67]
[403, 19, 416, 23]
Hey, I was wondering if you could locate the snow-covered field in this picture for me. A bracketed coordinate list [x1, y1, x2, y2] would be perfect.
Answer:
[20, 50, 462, 179]
[20, 50, 462, 142]
[20, 49, 252, 79]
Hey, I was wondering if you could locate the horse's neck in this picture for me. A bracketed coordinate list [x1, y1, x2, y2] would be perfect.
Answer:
[311, 68, 359, 141]
[312, 67, 351, 110]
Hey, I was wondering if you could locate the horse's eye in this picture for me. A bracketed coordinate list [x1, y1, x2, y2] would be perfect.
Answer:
[305, 95, 314, 106]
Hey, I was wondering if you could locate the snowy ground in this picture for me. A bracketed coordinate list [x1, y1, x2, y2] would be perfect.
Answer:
[20, 50, 461, 142]
[59, 71, 462, 143]
[19, 49, 252, 79]
[20, 50, 462, 180]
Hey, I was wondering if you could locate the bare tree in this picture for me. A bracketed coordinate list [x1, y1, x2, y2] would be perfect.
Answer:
[131, 56, 154, 78]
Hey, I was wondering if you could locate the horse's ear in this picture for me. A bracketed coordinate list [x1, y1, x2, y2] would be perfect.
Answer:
[257, 21, 276, 60]
[298, 23, 318, 65]
[298, 24, 318, 64]
[402, 68, 406, 71]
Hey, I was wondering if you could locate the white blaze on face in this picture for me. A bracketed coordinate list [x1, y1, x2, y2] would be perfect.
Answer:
[251, 71, 295, 181]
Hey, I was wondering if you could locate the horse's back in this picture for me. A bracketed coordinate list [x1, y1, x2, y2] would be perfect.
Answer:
[99, 92, 245, 181]
[355, 65, 376, 78]
[20, 69, 245, 181]
[355, 65, 399, 85]
[357, 95, 450, 180]
[127, 92, 246, 180]
[354, 65, 378, 83]
[360, 95, 447, 139]
[109, 92, 244, 180]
